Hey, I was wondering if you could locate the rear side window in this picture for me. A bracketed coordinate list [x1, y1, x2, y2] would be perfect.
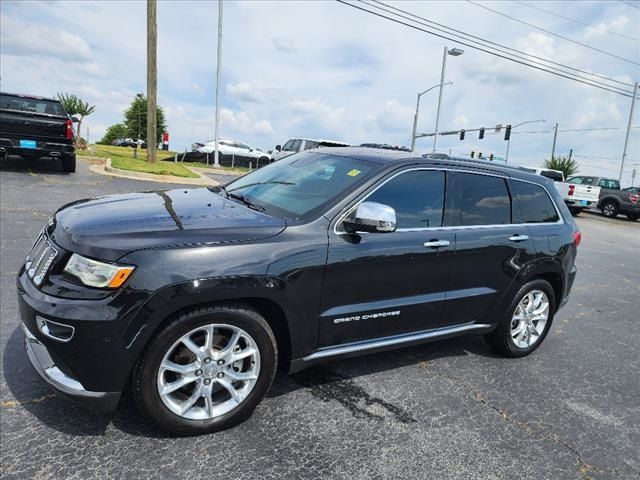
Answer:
[304, 140, 319, 150]
[512, 181, 559, 223]
[540, 170, 564, 182]
[0, 94, 66, 116]
[456, 173, 511, 226]
[367, 170, 445, 229]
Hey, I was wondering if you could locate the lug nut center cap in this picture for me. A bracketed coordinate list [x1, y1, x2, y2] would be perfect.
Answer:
[203, 364, 223, 378]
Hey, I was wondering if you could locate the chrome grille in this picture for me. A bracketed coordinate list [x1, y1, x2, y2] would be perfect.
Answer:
[25, 233, 58, 286]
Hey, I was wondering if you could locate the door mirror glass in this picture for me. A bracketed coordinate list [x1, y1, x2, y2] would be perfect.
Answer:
[343, 201, 396, 233]
[275, 144, 282, 152]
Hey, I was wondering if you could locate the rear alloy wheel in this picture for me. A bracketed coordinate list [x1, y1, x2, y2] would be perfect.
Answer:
[133, 305, 277, 435]
[601, 201, 618, 218]
[484, 279, 556, 357]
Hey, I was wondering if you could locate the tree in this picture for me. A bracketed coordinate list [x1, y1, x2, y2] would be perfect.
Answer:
[56, 93, 96, 140]
[123, 95, 166, 146]
[544, 155, 579, 179]
[98, 123, 128, 145]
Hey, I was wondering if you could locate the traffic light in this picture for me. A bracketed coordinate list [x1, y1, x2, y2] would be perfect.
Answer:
[478, 152, 483, 158]
[460, 129, 465, 140]
[489, 154, 494, 161]
[504, 124, 512, 141]
[479, 128, 485, 139]
[470, 151, 475, 158]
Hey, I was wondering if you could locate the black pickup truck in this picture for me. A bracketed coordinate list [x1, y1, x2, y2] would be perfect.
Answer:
[0, 92, 77, 172]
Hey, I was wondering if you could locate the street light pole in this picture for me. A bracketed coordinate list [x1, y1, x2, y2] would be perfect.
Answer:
[504, 119, 546, 163]
[433, 47, 463, 153]
[213, 0, 223, 168]
[619, 81, 638, 183]
[411, 81, 452, 151]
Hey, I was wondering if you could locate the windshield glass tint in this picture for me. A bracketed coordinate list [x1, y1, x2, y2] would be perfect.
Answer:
[225, 153, 377, 219]
[0, 94, 66, 116]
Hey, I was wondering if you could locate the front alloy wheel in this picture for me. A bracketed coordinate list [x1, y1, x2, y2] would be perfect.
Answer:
[157, 324, 260, 420]
[133, 305, 277, 435]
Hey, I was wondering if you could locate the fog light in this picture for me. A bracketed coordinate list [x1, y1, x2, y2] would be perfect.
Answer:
[36, 316, 74, 342]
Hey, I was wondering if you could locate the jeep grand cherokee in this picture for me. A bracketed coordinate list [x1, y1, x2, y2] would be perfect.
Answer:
[18, 148, 580, 435]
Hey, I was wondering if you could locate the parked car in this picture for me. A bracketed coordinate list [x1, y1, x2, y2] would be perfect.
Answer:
[596, 183, 640, 220]
[521, 168, 600, 215]
[271, 137, 350, 161]
[113, 138, 146, 148]
[195, 139, 271, 166]
[19, 149, 579, 434]
[0, 92, 77, 172]
[360, 143, 411, 152]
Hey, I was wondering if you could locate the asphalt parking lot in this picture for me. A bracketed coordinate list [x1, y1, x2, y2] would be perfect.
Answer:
[1, 158, 639, 480]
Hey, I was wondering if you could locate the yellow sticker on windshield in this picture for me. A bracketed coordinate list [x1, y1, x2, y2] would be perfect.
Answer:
[347, 169, 361, 177]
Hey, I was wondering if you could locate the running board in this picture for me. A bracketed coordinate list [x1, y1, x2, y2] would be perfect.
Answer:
[291, 323, 491, 373]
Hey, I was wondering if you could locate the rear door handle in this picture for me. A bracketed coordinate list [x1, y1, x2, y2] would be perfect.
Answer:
[509, 234, 529, 242]
[423, 240, 450, 248]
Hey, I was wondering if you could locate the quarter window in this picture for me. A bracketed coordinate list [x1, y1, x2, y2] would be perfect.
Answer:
[366, 170, 445, 229]
[456, 173, 511, 226]
[512, 181, 559, 223]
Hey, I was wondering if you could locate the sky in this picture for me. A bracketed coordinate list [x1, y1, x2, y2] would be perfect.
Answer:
[1, 0, 639, 185]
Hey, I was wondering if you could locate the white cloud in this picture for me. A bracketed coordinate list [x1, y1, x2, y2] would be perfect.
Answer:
[226, 81, 282, 103]
[272, 37, 297, 53]
[1, 16, 93, 62]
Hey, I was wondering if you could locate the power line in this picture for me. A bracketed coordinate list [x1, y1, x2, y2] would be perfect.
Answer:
[617, 0, 640, 11]
[368, 0, 634, 89]
[466, 0, 639, 66]
[574, 153, 639, 161]
[513, 125, 640, 134]
[514, 1, 640, 42]
[340, 1, 637, 97]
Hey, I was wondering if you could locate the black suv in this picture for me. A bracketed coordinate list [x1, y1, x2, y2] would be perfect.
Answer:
[18, 148, 579, 435]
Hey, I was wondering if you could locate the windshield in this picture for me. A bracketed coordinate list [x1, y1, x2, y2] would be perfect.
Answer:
[0, 94, 66, 116]
[223, 152, 379, 220]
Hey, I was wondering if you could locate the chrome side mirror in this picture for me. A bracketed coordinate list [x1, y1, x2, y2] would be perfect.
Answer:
[343, 201, 397, 233]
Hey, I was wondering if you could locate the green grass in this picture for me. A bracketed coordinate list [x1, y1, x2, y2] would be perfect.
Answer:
[90, 145, 199, 178]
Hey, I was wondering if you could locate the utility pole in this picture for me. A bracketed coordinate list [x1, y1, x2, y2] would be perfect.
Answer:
[147, 0, 157, 163]
[213, 0, 223, 168]
[410, 82, 450, 151]
[550, 122, 559, 160]
[619, 81, 638, 183]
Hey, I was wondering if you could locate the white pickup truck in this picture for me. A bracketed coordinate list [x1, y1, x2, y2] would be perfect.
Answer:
[522, 167, 601, 215]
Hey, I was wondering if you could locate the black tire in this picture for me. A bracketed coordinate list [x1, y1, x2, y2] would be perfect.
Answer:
[62, 154, 76, 173]
[133, 304, 277, 435]
[568, 207, 583, 216]
[601, 200, 619, 218]
[626, 213, 639, 221]
[484, 279, 556, 357]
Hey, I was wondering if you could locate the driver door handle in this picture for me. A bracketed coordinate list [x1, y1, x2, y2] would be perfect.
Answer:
[509, 234, 529, 242]
[423, 240, 450, 248]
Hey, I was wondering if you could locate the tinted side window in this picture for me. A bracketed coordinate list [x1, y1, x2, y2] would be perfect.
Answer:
[367, 170, 445, 229]
[291, 140, 302, 152]
[457, 173, 511, 226]
[304, 140, 319, 150]
[598, 179, 620, 189]
[512, 181, 559, 223]
[282, 140, 294, 151]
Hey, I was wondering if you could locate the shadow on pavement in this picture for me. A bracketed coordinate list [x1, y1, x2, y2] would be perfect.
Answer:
[0, 155, 69, 174]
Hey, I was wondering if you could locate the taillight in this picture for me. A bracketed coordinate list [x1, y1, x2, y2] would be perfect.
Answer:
[573, 231, 582, 247]
[568, 184, 575, 196]
[630, 194, 639, 204]
[65, 119, 74, 140]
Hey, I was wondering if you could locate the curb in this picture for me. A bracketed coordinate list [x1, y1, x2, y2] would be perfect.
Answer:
[83, 157, 217, 186]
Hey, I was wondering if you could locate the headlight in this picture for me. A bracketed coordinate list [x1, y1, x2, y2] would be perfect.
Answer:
[64, 254, 135, 289]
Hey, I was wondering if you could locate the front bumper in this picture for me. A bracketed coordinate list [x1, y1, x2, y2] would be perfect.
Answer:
[22, 323, 121, 412]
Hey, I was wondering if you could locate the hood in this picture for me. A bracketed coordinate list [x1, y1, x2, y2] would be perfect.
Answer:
[50, 188, 286, 261]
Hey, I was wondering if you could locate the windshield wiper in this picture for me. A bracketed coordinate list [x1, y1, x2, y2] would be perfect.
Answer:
[227, 180, 295, 192]
[227, 191, 266, 213]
